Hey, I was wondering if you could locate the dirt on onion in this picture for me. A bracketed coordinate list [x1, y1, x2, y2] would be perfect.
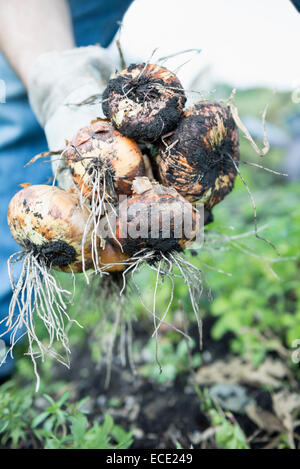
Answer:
[102, 63, 186, 141]
[157, 101, 240, 209]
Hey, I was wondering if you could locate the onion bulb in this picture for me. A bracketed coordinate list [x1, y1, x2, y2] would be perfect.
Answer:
[112, 178, 199, 258]
[157, 102, 239, 209]
[64, 119, 146, 199]
[108, 178, 203, 331]
[8, 185, 93, 272]
[64, 119, 146, 269]
[102, 63, 186, 141]
[3, 185, 93, 384]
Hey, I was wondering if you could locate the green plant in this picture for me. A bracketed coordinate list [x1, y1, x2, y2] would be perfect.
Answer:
[44, 412, 133, 449]
[209, 408, 249, 450]
[0, 384, 34, 447]
[193, 384, 249, 449]
[0, 383, 133, 449]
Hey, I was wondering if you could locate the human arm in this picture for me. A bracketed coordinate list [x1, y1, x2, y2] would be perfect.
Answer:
[0, 0, 75, 88]
[0, 0, 114, 188]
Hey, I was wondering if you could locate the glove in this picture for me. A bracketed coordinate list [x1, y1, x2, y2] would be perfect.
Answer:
[27, 46, 114, 189]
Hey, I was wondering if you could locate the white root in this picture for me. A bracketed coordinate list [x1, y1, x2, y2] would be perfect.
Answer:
[68, 149, 123, 280]
[101, 248, 203, 346]
[80, 273, 135, 387]
[0, 251, 80, 391]
[169, 252, 204, 348]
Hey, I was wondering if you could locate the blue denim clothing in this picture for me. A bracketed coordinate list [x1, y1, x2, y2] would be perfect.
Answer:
[0, 0, 132, 376]
[291, 0, 300, 13]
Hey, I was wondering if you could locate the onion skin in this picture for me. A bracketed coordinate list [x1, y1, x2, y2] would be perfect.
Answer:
[157, 102, 239, 209]
[98, 241, 130, 273]
[64, 119, 146, 198]
[7, 185, 93, 273]
[102, 63, 186, 141]
[112, 179, 200, 258]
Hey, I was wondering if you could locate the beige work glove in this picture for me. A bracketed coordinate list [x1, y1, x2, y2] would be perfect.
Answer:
[28, 46, 114, 189]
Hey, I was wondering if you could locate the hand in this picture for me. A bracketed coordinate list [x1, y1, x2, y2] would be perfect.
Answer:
[27, 46, 114, 189]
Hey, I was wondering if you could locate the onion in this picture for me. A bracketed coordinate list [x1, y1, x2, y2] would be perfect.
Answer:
[8, 184, 92, 272]
[64, 119, 146, 269]
[112, 178, 199, 258]
[157, 102, 239, 209]
[107, 178, 203, 334]
[64, 119, 146, 199]
[3, 185, 93, 383]
[102, 63, 186, 141]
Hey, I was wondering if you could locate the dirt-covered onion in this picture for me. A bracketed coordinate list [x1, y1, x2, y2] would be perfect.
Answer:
[112, 178, 199, 259]
[64, 119, 146, 269]
[102, 63, 186, 141]
[64, 119, 146, 199]
[157, 102, 240, 209]
[107, 178, 203, 335]
[3, 185, 93, 384]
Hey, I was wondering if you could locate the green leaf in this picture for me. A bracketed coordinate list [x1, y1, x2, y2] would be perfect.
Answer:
[32, 412, 50, 428]
[70, 414, 88, 444]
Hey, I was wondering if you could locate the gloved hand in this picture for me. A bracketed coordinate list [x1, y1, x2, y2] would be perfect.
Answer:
[27, 46, 114, 189]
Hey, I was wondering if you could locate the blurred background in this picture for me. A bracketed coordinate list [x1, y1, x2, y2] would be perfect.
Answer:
[111, 0, 300, 90]
[1, 0, 300, 451]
